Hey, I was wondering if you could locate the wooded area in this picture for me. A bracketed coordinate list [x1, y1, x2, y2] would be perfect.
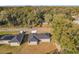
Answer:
[0, 6, 78, 27]
[0, 6, 79, 53]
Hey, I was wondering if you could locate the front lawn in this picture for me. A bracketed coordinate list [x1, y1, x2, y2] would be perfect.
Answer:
[0, 31, 18, 35]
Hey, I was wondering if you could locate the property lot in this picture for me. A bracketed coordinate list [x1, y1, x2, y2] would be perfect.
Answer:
[0, 27, 57, 54]
[0, 35, 56, 54]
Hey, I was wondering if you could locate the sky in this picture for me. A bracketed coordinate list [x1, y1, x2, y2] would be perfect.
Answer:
[0, 0, 79, 6]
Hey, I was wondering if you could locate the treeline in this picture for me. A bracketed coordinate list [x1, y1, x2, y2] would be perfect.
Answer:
[0, 6, 79, 27]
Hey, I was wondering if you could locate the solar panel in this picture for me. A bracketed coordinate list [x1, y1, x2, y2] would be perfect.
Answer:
[1, 35, 15, 40]
[36, 33, 50, 40]
[28, 33, 50, 42]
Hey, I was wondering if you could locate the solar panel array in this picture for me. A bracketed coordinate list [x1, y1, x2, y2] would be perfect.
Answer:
[37, 33, 50, 40]
[0, 35, 15, 40]
[28, 33, 50, 42]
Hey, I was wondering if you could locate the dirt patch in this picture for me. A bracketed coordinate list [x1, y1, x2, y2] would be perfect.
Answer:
[18, 40, 57, 54]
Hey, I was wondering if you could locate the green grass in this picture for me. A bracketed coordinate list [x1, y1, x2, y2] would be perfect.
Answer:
[0, 45, 22, 54]
[0, 31, 18, 35]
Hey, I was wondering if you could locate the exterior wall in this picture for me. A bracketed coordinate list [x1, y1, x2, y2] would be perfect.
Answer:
[28, 41, 37, 45]
[40, 39, 50, 42]
[10, 42, 20, 46]
[0, 40, 10, 44]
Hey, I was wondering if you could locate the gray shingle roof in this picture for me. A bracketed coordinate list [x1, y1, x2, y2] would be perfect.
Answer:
[36, 33, 50, 40]
[0, 35, 4, 38]
[0, 35, 15, 40]
[10, 32, 25, 43]
[10, 37, 19, 42]
[28, 33, 50, 42]
[16, 32, 24, 43]
[28, 33, 38, 42]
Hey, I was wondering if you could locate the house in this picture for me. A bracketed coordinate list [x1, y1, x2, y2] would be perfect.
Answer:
[0, 35, 15, 44]
[28, 30, 50, 45]
[0, 31, 25, 46]
[73, 19, 79, 24]
[72, 16, 79, 24]
[10, 31, 25, 46]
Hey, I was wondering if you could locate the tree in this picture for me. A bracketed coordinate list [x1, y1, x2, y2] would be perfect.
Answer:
[51, 14, 78, 53]
[44, 13, 53, 24]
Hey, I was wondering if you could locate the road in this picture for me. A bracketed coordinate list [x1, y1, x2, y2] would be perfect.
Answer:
[0, 27, 50, 33]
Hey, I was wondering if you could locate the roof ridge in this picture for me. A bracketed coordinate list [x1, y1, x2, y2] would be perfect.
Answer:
[12, 36, 19, 42]
[33, 35, 39, 40]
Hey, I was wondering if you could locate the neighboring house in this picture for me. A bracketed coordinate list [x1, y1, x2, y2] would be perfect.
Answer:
[72, 16, 79, 24]
[28, 30, 50, 45]
[73, 20, 79, 24]
[0, 31, 25, 46]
